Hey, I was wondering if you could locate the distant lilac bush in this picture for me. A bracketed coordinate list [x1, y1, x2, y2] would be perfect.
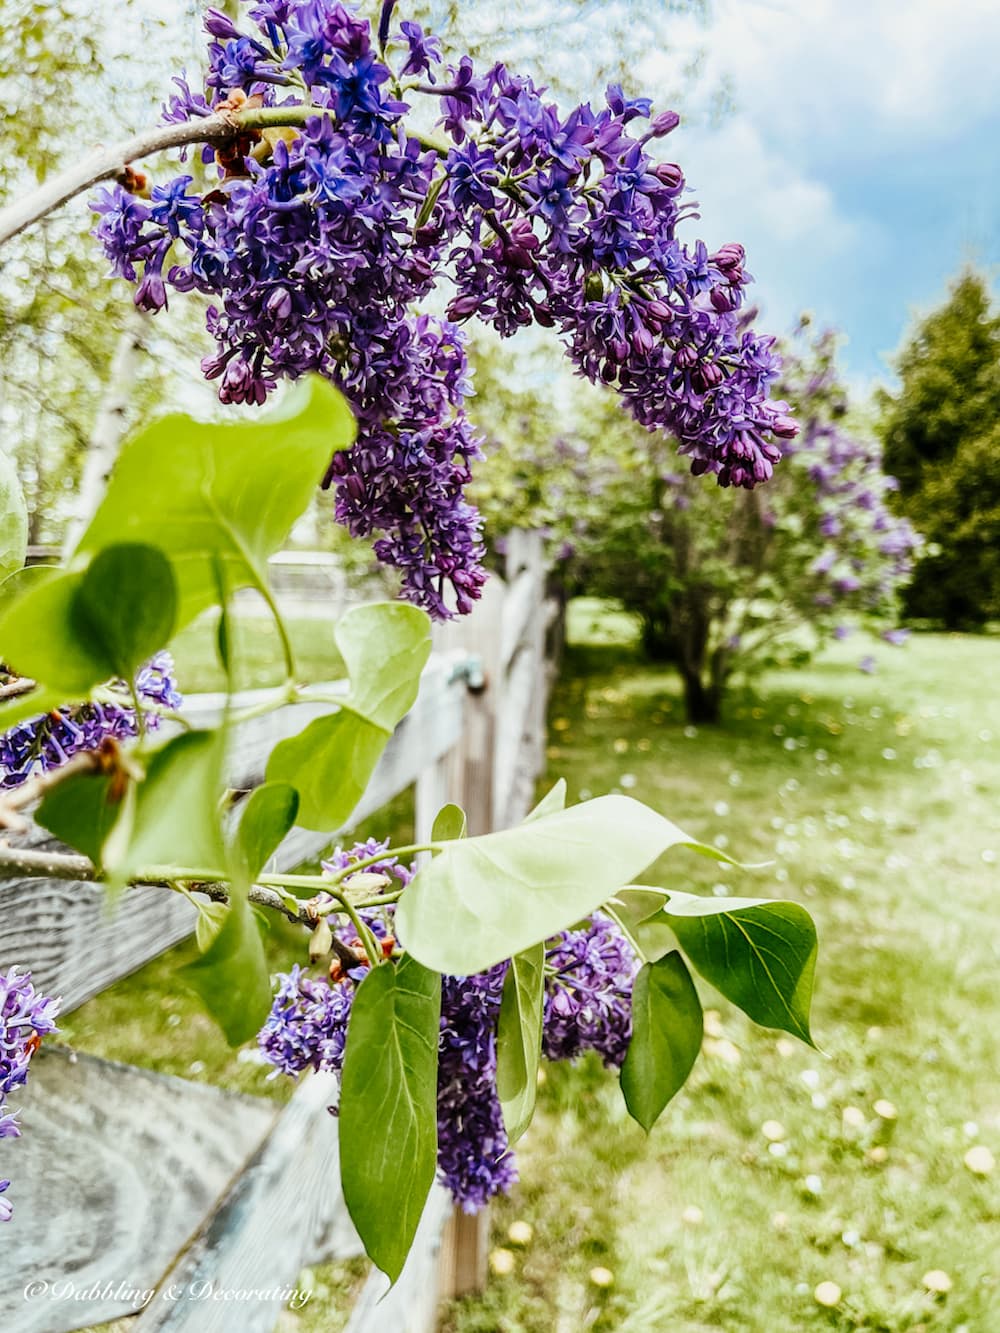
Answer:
[93, 0, 795, 617]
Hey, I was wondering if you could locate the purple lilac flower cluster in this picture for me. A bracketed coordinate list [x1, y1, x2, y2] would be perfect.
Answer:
[0, 968, 60, 1222]
[92, 0, 795, 619]
[258, 838, 636, 1210]
[778, 332, 920, 628]
[0, 653, 182, 789]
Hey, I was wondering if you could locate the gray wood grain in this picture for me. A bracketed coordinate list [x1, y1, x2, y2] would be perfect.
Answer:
[344, 1186, 452, 1333]
[135, 1071, 354, 1333]
[0, 1046, 276, 1333]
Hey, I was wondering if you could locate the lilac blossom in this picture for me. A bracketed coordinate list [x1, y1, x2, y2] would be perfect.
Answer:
[258, 840, 637, 1210]
[0, 653, 182, 789]
[0, 968, 60, 1223]
[93, 0, 795, 618]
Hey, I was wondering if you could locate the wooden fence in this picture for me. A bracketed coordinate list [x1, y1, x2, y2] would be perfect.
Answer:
[0, 534, 558, 1333]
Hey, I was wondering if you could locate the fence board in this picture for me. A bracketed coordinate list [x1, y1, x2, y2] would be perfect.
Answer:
[0, 1047, 276, 1333]
[136, 1072, 346, 1333]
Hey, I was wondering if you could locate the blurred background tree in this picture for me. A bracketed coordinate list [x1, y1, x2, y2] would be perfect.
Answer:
[472, 324, 918, 723]
[878, 270, 1000, 629]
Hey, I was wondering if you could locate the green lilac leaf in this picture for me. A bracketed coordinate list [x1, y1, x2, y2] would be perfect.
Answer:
[524, 777, 567, 823]
[339, 955, 441, 1283]
[236, 781, 299, 878]
[495, 942, 545, 1144]
[335, 601, 431, 731]
[36, 770, 121, 867]
[75, 376, 355, 632]
[179, 890, 273, 1046]
[71, 542, 177, 682]
[659, 889, 818, 1044]
[267, 602, 431, 831]
[106, 730, 228, 885]
[396, 795, 711, 974]
[620, 951, 703, 1132]
[431, 803, 467, 843]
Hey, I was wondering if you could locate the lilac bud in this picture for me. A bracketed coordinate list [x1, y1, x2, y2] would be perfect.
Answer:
[770, 414, 799, 439]
[654, 162, 684, 192]
[447, 294, 481, 319]
[709, 285, 738, 313]
[650, 110, 681, 137]
[204, 7, 241, 39]
[711, 243, 745, 280]
[266, 287, 294, 322]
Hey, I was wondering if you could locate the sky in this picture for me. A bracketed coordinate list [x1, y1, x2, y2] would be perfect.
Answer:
[639, 0, 1000, 391]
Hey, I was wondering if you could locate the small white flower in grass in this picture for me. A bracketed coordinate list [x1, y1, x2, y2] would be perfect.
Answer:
[711, 882, 730, 897]
[868, 1146, 888, 1164]
[769, 1142, 788, 1158]
[841, 1229, 860, 1248]
[704, 1009, 724, 1038]
[728, 771, 742, 787]
[776, 1038, 796, 1058]
[683, 726, 697, 739]
[873, 1099, 898, 1122]
[922, 1270, 952, 1295]
[189, 1060, 206, 1075]
[800, 1069, 820, 1090]
[619, 773, 637, 790]
[964, 1121, 980, 1139]
[507, 1220, 533, 1246]
[489, 1248, 516, 1277]
[772, 1211, 789, 1230]
[812, 1093, 829, 1110]
[804, 1174, 823, 1196]
[714, 800, 730, 817]
[613, 738, 629, 754]
[814, 1281, 842, 1308]
[589, 1266, 614, 1288]
[761, 1120, 786, 1142]
[983, 849, 997, 865]
[713, 833, 729, 850]
[842, 1106, 866, 1130]
[881, 748, 896, 761]
[964, 1145, 995, 1175]
[681, 1205, 704, 1226]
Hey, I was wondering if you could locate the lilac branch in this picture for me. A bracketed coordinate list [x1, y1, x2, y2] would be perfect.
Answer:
[0, 105, 327, 247]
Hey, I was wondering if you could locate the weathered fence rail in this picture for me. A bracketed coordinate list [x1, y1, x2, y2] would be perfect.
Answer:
[0, 534, 556, 1333]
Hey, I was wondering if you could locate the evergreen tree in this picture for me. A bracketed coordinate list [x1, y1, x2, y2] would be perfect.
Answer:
[879, 271, 1000, 626]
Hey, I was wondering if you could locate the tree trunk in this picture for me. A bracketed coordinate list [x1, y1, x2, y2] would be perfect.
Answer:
[681, 669, 721, 725]
[61, 308, 146, 556]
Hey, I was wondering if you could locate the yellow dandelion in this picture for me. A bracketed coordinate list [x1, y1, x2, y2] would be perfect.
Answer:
[489, 1248, 516, 1277]
[922, 1270, 952, 1295]
[964, 1144, 996, 1175]
[814, 1281, 842, 1308]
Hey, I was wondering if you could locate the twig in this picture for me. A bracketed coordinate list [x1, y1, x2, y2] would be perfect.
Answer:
[0, 678, 38, 702]
[0, 105, 448, 248]
[0, 105, 320, 247]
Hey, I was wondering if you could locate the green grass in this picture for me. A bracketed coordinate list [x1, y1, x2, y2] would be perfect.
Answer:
[69, 605, 1000, 1331]
[168, 611, 345, 694]
[442, 609, 1000, 1333]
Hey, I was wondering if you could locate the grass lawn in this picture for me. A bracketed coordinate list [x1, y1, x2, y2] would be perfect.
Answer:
[168, 610, 345, 694]
[66, 601, 1000, 1332]
[443, 604, 1000, 1333]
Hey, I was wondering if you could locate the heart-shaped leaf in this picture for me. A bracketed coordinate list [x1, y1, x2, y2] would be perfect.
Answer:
[236, 781, 299, 878]
[72, 542, 177, 682]
[75, 376, 355, 633]
[179, 889, 273, 1046]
